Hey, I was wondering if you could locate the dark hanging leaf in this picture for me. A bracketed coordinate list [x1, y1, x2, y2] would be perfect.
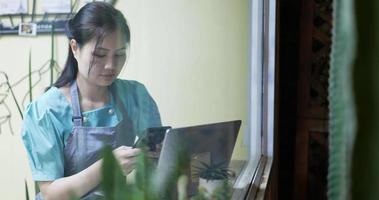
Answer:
[24, 180, 29, 200]
[28, 49, 32, 103]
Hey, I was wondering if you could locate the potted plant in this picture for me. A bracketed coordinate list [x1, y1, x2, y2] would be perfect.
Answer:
[101, 146, 190, 200]
[194, 161, 234, 196]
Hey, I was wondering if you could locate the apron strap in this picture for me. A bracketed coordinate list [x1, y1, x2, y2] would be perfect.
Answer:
[110, 83, 137, 144]
[110, 84, 129, 124]
[70, 80, 83, 127]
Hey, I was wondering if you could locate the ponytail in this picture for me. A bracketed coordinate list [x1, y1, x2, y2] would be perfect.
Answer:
[53, 45, 78, 88]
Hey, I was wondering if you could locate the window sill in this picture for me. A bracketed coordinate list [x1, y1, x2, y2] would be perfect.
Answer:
[231, 156, 273, 199]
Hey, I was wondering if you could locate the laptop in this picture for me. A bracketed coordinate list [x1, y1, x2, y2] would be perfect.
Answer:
[153, 120, 242, 196]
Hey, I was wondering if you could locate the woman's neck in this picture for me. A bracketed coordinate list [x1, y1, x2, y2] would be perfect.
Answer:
[76, 77, 109, 105]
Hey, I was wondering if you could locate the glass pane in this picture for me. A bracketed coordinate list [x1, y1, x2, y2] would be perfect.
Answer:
[120, 0, 261, 192]
[0, 0, 265, 198]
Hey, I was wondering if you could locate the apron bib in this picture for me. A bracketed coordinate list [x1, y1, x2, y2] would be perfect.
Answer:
[37, 81, 135, 200]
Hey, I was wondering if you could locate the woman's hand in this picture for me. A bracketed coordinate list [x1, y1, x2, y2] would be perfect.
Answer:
[112, 146, 141, 175]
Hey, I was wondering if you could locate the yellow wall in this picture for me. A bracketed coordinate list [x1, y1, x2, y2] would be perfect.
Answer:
[0, 0, 249, 199]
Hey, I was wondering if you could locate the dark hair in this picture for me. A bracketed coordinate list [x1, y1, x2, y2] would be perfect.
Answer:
[53, 2, 130, 88]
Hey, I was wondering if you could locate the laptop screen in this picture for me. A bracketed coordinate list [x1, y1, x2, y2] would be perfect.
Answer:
[154, 120, 242, 196]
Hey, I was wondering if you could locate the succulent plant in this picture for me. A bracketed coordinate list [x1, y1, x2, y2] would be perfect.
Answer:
[194, 161, 234, 181]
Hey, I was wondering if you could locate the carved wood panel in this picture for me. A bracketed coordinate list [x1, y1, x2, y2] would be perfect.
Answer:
[294, 0, 332, 199]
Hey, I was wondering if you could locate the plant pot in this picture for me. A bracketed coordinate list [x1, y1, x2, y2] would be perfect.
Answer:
[198, 178, 224, 195]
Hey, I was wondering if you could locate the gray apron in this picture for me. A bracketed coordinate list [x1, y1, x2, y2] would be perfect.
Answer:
[36, 81, 136, 200]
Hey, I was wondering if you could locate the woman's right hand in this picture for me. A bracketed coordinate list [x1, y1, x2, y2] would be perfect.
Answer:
[112, 146, 141, 175]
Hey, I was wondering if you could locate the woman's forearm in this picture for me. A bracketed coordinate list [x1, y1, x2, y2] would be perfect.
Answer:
[39, 159, 103, 200]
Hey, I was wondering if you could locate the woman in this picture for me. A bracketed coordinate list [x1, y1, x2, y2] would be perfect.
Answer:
[21, 2, 161, 200]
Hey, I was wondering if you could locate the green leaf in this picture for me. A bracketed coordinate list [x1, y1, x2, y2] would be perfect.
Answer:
[195, 161, 231, 180]
[28, 49, 32, 103]
[350, 1, 379, 199]
[49, 24, 55, 86]
[102, 146, 129, 200]
[177, 175, 188, 200]
[31, 0, 36, 22]
[24, 180, 29, 200]
[101, 146, 116, 200]
[211, 180, 232, 200]
[100, 139, 190, 199]
[328, 0, 356, 199]
[4, 73, 23, 119]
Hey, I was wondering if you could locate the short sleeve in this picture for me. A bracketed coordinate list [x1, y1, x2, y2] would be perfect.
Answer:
[21, 103, 66, 181]
[135, 83, 162, 134]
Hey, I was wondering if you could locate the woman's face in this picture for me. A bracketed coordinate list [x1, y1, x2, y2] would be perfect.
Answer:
[72, 30, 128, 87]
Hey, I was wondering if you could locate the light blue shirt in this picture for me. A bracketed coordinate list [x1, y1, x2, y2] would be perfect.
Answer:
[21, 79, 161, 181]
